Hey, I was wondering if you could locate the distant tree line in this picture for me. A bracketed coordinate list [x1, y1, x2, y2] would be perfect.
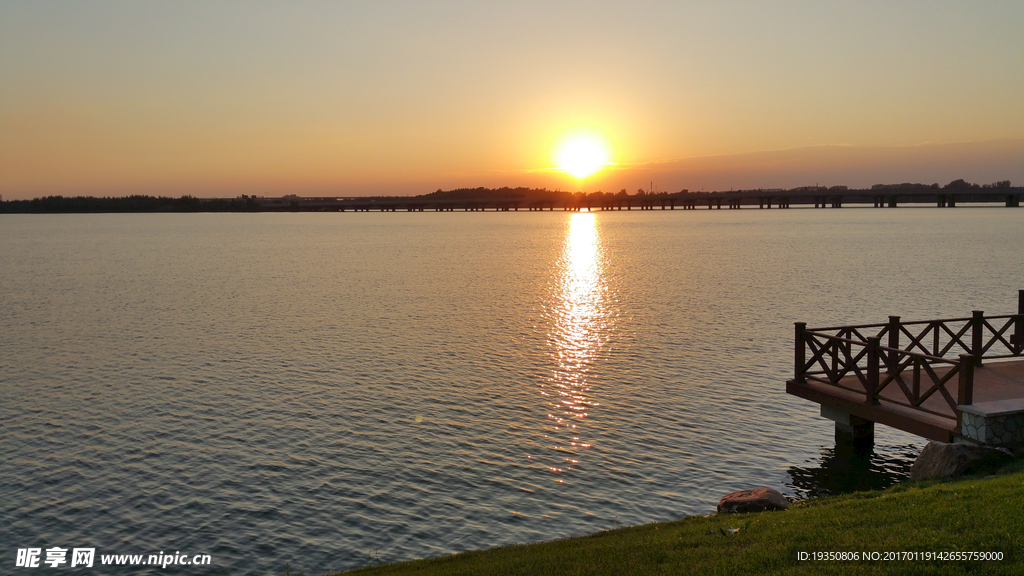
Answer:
[0, 195, 261, 214]
[870, 183, 939, 191]
[418, 187, 573, 201]
[870, 179, 1011, 191]
[0, 179, 1015, 213]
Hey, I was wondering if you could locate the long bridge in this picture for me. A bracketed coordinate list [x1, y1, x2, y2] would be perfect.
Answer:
[254, 188, 1024, 212]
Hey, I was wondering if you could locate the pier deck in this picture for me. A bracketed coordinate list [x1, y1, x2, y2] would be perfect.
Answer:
[786, 292, 1024, 444]
[788, 359, 1024, 442]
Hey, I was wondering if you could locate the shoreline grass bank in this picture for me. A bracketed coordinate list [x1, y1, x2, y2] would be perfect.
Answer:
[330, 460, 1023, 576]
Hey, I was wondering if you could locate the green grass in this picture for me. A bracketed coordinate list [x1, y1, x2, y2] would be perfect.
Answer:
[329, 459, 1024, 576]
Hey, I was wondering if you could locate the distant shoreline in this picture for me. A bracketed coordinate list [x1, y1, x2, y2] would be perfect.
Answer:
[2, 184, 1021, 214]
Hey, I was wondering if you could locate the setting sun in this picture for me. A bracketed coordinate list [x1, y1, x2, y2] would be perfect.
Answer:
[554, 133, 611, 180]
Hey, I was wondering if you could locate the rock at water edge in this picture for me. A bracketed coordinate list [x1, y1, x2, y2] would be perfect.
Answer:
[717, 488, 790, 514]
[909, 441, 1014, 481]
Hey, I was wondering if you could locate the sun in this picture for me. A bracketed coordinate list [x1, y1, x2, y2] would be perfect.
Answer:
[554, 132, 611, 180]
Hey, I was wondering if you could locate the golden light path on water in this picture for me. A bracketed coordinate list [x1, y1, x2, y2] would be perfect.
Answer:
[542, 212, 614, 481]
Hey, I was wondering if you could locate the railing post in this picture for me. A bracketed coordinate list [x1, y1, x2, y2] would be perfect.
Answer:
[912, 357, 921, 403]
[1014, 290, 1024, 348]
[831, 333, 839, 378]
[971, 310, 985, 367]
[887, 315, 901, 372]
[795, 322, 807, 383]
[957, 354, 975, 430]
[866, 337, 880, 405]
[1013, 313, 1024, 349]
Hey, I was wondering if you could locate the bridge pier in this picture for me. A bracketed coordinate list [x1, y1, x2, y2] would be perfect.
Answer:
[821, 405, 875, 449]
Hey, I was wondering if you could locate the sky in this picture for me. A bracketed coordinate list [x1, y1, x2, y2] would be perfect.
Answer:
[1, 0, 1022, 199]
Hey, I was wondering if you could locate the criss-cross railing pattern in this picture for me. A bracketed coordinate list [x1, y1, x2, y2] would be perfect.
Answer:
[889, 314, 1024, 361]
[793, 298, 1024, 427]
[797, 329, 967, 421]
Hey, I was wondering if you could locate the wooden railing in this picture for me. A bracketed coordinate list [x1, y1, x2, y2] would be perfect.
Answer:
[793, 291, 1024, 427]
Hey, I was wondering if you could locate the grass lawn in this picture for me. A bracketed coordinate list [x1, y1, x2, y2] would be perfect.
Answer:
[330, 459, 1024, 576]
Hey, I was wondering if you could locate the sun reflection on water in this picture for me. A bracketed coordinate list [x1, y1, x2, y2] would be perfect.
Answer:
[541, 212, 613, 478]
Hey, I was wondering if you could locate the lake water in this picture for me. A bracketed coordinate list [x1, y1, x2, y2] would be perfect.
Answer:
[2, 208, 1021, 574]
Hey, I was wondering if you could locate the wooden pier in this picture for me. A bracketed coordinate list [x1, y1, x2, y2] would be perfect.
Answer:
[786, 292, 1024, 445]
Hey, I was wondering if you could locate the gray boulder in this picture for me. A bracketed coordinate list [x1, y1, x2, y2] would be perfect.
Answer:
[909, 441, 1014, 481]
[717, 487, 790, 514]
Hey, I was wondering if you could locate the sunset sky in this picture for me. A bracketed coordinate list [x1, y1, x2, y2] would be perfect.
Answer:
[1, 1, 1022, 200]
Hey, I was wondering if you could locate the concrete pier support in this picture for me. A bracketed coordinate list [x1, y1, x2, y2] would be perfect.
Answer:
[821, 405, 874, 448]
